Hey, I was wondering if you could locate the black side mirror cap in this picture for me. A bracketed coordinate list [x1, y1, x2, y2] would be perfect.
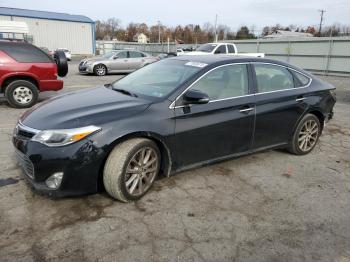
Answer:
[183, 89, 210, 105]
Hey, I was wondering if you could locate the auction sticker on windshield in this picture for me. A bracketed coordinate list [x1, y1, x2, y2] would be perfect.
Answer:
[185, 61, 208, 68]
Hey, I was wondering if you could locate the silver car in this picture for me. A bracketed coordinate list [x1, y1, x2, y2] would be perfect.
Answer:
[78, 50, 159, 76]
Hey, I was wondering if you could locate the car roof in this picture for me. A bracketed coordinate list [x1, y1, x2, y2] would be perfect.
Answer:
[169, 55, 297, 68]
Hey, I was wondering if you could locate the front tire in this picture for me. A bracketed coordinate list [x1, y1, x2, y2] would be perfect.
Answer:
[103, 138, 161, 202]
[288, 114, 321, 155]
[4, 80, 39, 108]
[93, 64, 107, 76]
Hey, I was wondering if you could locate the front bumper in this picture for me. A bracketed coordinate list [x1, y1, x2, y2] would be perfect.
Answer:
[12, 127, 106, 197]
[78, 64, 93, 73]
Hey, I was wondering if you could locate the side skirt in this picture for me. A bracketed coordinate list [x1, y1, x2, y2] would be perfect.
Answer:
[170, 142, 288, 175]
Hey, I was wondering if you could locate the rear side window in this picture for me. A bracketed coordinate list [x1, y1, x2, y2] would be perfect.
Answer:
[0, 42, 53, 63]
[129, 51, 143, 58]
[293, 71, 311, 87]
[227, 44, 236, 54]
[254, 64, 294, 92]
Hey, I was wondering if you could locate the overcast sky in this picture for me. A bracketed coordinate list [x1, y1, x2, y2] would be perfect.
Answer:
[3, 0, 350, 32]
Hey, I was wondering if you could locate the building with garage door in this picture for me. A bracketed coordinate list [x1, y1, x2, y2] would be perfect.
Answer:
[0, 7, 95, 55]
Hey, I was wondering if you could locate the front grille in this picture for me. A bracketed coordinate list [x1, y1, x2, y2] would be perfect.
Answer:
[15, 150, 35, 179]
[17, 129, 35, 139]
[14, 122, 40, 140]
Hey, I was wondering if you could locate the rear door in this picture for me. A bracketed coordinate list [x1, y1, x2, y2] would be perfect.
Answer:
[252, 63, 310, 149]
[128, 51, 145, 70]
[173, 63, 255, 167]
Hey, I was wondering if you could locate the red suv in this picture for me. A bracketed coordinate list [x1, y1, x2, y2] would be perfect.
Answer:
[0, 41, 67, 108]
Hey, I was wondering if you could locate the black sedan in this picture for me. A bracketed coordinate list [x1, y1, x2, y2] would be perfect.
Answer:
[13, 55, 336, 202]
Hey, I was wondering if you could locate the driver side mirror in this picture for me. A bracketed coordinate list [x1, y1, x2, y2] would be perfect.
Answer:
[183, 90, 209, 105]
[113, 55, 119, 60]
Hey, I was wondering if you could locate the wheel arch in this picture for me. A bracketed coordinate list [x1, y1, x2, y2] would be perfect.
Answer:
[1, 74, 40, 93]
[94, 63, 108, 74]
[97, 131, 173, 191]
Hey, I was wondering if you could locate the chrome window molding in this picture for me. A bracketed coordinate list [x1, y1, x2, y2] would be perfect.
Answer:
[169, 62, 249, 109]
[169, 61, 312, 110]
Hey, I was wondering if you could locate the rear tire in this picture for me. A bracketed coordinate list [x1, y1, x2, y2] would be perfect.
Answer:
[103, 138, 161, 202]
[4, 80, 39, 108]
[288, 114, 321, 155]
[94, 64, 107, 76]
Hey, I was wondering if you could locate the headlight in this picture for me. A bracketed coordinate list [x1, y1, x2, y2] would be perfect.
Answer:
[86, 61, 93, 65]
[32, 126, 101, 147]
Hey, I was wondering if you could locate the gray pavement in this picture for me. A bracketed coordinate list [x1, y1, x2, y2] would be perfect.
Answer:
[0, 66, 350, 261]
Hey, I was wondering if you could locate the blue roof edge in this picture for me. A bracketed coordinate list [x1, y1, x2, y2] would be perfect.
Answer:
[0, 7, 94, 24]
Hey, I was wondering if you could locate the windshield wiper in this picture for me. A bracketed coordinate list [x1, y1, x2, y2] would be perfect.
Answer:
[111, 87, 138, 97]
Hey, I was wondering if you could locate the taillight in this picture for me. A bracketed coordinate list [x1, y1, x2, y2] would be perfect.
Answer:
[330, 89, 336, 100]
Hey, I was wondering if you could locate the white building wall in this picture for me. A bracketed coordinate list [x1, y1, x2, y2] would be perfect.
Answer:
[0, 15, 94, 54]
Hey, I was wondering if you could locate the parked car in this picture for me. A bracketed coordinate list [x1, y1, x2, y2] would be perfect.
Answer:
[56, 48, 71, 61]
[0, 41, 67, 108]
[39, 47, 52, 56]
[177, 48, 185, 56]
[79, 50, 159, 76]
[158, 52, 177, 60]
[188, 42, 265, 57]
[13, 55, 336, 201]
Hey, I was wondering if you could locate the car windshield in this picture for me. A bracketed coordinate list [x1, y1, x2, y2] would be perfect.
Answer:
[111, 59, 204, 99]
[197, 44, 217, 53]
[102, 51, 116, 59]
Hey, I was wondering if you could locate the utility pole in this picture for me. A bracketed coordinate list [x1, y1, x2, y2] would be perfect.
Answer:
[318, 9, 326, 37]
[158, 20, 161, 43]
[214, 14, 218, 42]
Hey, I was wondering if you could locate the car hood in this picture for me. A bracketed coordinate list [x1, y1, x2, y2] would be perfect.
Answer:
[81, 56, 106, 63]
[21, 87, 152, 130]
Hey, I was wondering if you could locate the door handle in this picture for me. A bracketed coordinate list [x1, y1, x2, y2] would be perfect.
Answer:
[124, 59, 128, 62]
[239, 107, 254, 113]
[296, 97, 307, 102]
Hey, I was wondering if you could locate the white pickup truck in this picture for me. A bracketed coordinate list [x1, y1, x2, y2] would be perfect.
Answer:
[185, 42, 264, 58]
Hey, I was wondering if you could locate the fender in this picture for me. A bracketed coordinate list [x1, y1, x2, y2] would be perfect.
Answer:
[0, 72, 41, 89]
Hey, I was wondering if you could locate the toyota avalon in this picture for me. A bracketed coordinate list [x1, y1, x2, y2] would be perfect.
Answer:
[13, 55, 336, 202]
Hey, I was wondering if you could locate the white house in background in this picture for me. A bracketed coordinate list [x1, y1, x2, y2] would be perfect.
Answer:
[263, 30, 314, 39]
[134, 33, 148, 43]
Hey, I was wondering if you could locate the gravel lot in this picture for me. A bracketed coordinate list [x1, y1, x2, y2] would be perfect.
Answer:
[0, 62, 350, 262]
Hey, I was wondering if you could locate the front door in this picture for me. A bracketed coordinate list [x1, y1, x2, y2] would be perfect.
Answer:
[110, 51, 129, 72]
[173, 63, 255, 167]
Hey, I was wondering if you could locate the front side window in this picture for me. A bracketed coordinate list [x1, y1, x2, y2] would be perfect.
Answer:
[197, 44, 218, 53]
[189, 64, 249, 101]
[117, 51, 128, 59]
[254, 64, 294, 93]
[214, 45, 226, 54]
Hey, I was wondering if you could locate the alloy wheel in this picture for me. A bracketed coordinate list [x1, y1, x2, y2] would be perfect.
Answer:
[298, 119, 319, 152]
[125, 147, 159, 196]
[13, 86, 33, 105]
[96, 65, 106, 75]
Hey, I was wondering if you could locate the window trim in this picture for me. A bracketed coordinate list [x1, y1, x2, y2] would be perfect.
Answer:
[251, 62, 312, 95]
[169, 62, 312, 109]
[169, 62, 250, 109]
